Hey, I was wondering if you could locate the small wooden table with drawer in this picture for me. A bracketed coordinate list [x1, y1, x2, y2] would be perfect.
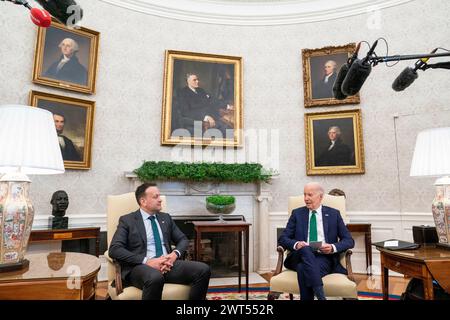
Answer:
[29, 226, 100, 257]
[377, 245, 450, 300]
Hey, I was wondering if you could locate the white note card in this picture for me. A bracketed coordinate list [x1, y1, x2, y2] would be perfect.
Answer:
[384, 240, 399, 247]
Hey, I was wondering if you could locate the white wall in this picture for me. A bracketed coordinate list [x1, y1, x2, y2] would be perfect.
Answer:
[1, 1, 449, 271]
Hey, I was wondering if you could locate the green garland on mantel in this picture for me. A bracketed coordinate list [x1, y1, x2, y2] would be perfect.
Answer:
[134, 161, 276, 183]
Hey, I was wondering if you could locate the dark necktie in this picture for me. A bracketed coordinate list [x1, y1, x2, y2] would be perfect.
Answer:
[309, 210, 318, 242]
[149, 215, 163, 258]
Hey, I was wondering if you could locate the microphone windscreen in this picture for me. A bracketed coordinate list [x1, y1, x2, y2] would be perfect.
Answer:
[392, 67, 418, 91]
[30, 8, 52, 28]
[341, 59, 372, 96]
[332, 64, 349, 100]
[35, 0, 83, 26]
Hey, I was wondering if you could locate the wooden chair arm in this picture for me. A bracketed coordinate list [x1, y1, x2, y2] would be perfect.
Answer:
[344, 249, 355, 282]
[273, 246, 286, 276]
[113, 260, 124, 296]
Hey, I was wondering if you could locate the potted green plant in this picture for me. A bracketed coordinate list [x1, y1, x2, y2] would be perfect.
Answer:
[205, 195, 235, 222]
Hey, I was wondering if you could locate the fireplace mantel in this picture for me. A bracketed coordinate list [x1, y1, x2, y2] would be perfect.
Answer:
[125, 172, 273, 273]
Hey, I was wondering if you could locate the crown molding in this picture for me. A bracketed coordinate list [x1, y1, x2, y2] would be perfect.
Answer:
[98, 0, 413, 26]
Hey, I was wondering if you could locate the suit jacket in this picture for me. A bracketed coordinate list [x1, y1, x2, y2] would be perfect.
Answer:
[278, 205, 354, 274]
[59, 135, 81, 161]
[312, 72, 337, 99]
[109, 210, 189, 280]
[315, 138, 353, 167]
[44, 55, 88, 85]
[173, 86, 224, 133]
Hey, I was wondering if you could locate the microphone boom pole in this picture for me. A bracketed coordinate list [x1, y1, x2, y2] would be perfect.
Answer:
[372, 52, 450, 64]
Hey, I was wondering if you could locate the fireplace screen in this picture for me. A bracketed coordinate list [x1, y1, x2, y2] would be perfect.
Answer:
[174, 215, 245, 278]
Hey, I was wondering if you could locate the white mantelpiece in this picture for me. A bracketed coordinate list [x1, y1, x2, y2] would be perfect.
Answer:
[125, 172, 273, 273]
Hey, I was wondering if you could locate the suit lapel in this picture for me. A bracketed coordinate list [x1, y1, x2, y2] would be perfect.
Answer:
[322, 206, 329, 243]
[134, 210, 147, 245]
[301, 208, 309, 241]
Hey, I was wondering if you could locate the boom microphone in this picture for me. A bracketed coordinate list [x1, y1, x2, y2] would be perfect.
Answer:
[30, 7, 51, 27]
[35, 0, 83, 26]
[341, 40, 379, 96]
[392, 48, 438, 91]
[333, 42, 361, 100]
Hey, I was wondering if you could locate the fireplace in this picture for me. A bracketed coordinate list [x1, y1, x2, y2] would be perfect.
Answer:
[173, 215, 245, 278]
[125, 175, 273, 273]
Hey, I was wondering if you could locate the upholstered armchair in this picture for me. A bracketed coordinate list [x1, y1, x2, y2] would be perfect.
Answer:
[105, 192, 191, 300]
[268, 194, 357, 300]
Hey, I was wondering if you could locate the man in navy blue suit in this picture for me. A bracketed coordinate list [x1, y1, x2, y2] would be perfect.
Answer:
[278, 182, 354, 300]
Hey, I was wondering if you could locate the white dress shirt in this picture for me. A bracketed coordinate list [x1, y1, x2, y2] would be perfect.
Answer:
[140, 209, 168, 264]
[294, 205, 337, 253]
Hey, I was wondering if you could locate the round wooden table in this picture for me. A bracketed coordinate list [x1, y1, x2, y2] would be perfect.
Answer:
[0, 252, 100, 300]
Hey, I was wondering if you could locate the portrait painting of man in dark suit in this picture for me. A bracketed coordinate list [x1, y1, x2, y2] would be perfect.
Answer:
[30, 90, 95, 170]
[41, 26, 90, 86]
[305, 109, 365, 175]
[161, 51, 242, 147]
[171, 61, 235, 138]
[310, 54, 348, 100]
[33, 21, 99, 94]
[302, 44, 360, 107]
[313, 120, 356, 167]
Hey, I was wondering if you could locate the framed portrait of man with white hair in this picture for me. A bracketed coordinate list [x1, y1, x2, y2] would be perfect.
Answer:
[302, 43, 360, 108]
[305, 109, 365, 175]
[32, 20, 100, 94]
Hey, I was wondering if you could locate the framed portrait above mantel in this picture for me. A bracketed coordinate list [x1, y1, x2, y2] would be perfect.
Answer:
[302, 43, 360, 108]
[161, 50, 243, 147]
[32, 20, 100, 94]
[29, 90, 95, 170]
[304, 109, 365, 175]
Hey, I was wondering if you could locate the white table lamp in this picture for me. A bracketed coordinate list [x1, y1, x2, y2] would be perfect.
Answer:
[410, 127, 450, 248]
[0, 105, 64, 272]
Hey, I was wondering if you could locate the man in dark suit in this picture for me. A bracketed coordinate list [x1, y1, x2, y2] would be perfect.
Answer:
[53, 113, 81, 162]
[312, 60, 338, 99]
[109, 183, 211, 300]
[44, 38, 88, 85]
[278, 182, 354, 300]
[315, 126, 354, 167]
[173, 73, 232, 137]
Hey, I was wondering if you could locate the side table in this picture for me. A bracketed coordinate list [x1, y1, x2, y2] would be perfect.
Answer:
[346, 223, 372, 274]
[0, 252, 100, 300]
[30, 226, 101, 257]
[192, 220, 251, 300]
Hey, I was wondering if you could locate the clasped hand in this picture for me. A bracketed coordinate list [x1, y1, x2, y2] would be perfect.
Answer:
[146, 252, 177, 273]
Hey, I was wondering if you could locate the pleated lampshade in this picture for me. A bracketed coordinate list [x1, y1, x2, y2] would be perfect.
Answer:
[410, 127, 450, 177]
[0, 105, 64, 175]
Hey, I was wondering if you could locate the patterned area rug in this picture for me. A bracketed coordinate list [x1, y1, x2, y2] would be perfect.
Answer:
[206, 287, 401, 300]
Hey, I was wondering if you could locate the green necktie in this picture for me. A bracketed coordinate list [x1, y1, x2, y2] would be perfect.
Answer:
[309, 210, 318, 242]
[149, 215, 164, 258]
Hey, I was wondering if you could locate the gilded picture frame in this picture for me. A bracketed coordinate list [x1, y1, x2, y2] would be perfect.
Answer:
[302, 43, 360, 107]
[161, 50, 243, 147]
[305, 109, 365, 175]
[29, 90, 95, 170]
[32, 20, 100, 94]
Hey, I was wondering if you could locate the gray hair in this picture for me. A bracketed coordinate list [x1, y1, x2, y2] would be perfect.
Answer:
[186, 73, 198, 81]
[325, 60, 337, 69]
[328, 126, 341, 137]
[58, 38, 79, 52]
[305, 182, 324, 195]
